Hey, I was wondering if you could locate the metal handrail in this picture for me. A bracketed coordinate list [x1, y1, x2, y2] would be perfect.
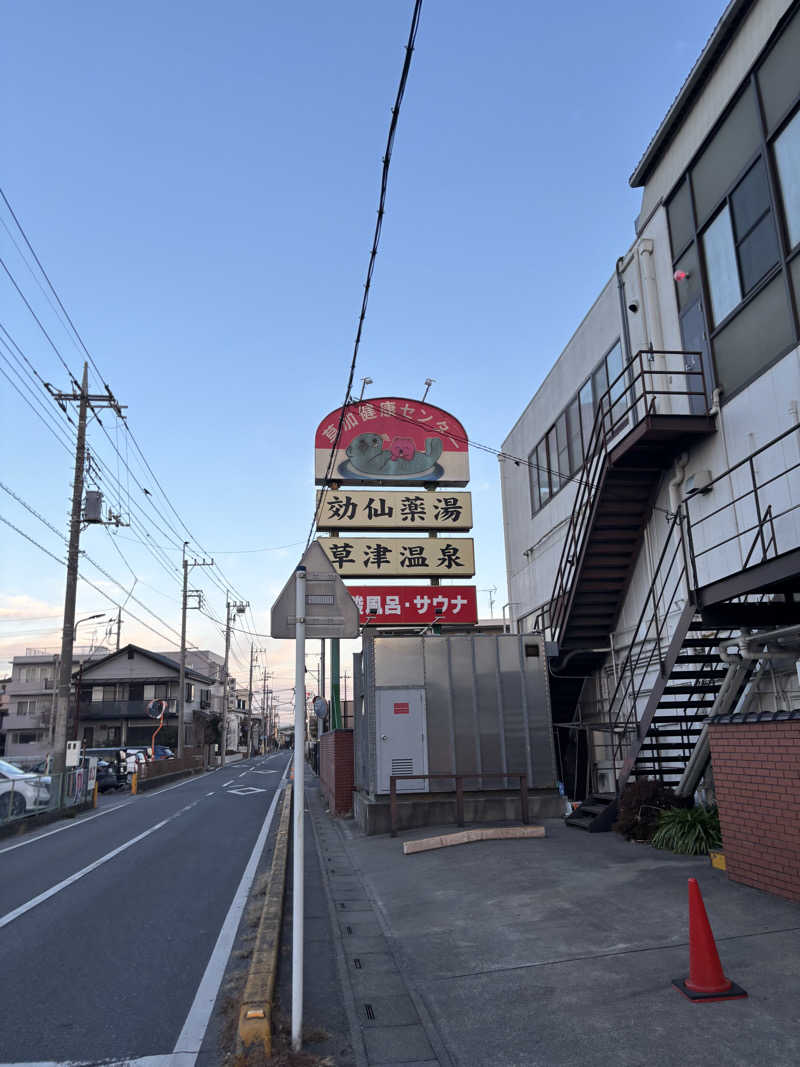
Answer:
[684, 422, 800, 588]
[389, 772, 529, 837]
[547, 349, 707, 643]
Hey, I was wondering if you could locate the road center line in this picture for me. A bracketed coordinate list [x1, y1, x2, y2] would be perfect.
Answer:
[206, 792, 215, 796]
[170, 758, 291, 1064]
[0, 812, 181, 930]
[222, 780, 234, 787]
[0, 800, 133, 856]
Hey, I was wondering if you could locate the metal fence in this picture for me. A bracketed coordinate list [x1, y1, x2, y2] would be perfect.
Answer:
[136, 753, 203, 782]
[0, 761, 96, 827]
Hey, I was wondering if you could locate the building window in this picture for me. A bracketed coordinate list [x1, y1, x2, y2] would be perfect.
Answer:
[185, 683, 194, 702]
[666, 12, 800, 401]
[13, 731, 40, 744]
[774, 107, 800, 249]
[703, 206, 740, 324]
[528, 338, 624, 515]
[14, 700, 32, 716]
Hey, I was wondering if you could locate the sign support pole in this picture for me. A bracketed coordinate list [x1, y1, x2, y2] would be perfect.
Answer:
[331, 639, 341, 730]
[291, 564, 306, 1051]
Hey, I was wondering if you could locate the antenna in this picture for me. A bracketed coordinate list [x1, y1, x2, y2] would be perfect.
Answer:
[421, 377, 435, 403]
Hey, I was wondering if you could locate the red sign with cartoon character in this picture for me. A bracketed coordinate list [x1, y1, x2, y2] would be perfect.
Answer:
[314, 397, 469, 486]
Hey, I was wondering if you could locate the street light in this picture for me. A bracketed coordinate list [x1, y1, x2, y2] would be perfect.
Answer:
[70, 614, 106, 746]
[72, 613, 105, 640]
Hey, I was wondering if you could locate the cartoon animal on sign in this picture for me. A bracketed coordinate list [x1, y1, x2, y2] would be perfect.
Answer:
[346, 432, 443, 477]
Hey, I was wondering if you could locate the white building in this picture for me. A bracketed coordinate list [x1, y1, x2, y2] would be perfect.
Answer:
[501, 0, 800, 818]
[2, 647, 109, 762]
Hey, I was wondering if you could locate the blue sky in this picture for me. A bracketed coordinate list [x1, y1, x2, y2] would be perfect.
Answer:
[1, 1, 724, 703]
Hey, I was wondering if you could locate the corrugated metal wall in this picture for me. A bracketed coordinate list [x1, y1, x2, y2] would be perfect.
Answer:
[356, 633, 556, 794]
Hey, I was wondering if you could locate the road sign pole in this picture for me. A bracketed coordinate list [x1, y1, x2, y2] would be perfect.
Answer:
[291, 564, 306, 1052]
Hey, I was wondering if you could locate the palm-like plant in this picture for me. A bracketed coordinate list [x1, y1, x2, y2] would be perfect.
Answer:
[651, 805, 722, 855]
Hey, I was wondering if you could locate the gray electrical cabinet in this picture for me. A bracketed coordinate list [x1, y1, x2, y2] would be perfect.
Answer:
[354, 632, 557, 799]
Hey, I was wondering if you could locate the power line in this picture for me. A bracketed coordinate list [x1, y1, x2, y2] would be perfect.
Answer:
[307, 0, 424, 548]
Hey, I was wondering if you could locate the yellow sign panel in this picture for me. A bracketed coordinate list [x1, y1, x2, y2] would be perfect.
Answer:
[316, 490, 472, 532]
[319, 537, 475, 578]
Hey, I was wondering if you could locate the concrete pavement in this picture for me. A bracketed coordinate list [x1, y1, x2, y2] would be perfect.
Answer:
[306, 783, 800, 1067]
[0, 751, 291, 1066]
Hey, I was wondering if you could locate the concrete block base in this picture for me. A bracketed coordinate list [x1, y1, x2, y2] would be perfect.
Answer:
[353, 788, 563, 835]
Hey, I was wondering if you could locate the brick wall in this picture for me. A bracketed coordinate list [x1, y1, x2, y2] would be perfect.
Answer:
[320, 729, 354, 816]
[709, 721, 800, 903]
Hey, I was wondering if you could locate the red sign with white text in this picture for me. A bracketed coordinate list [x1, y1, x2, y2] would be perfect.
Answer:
[315, 397, 469, 486]
[346, 585, 478, 626]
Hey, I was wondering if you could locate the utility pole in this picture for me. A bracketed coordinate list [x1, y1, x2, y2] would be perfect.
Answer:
[50, 363, 126, 786]
[116, 607, 122, 652]
[221, 595, 248, 767]
[331, 639, 341, 730]
[247, 643, 255, 756]
[178, 545, 213, 758]
[261, 668, 268, 752]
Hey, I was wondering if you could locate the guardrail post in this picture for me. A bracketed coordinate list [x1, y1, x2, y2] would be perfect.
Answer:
[131, 771, 137, 795]
[520, 775, 529, 825]
[390, 776, 397, 837]
[455, 776, 464, 827]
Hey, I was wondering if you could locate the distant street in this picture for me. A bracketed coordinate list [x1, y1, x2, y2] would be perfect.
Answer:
[0, 752, 291, 1066]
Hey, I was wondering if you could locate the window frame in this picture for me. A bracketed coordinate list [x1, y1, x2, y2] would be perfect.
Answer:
[528, 337, 624, 516]
[665, 17, 800, 405]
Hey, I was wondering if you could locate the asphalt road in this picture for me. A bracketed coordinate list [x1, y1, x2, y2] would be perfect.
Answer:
[0, 751, 291, 1066]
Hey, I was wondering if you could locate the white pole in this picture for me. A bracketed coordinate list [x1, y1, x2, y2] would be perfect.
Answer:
[291, 564, 306, 1051]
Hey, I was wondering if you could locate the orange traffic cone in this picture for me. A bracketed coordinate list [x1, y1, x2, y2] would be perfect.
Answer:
[673, 878, 747, 1002]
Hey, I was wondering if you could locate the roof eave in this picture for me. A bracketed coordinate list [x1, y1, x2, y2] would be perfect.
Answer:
[629, 0, 755, 189]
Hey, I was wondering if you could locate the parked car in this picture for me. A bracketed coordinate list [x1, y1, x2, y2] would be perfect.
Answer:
[0, 759, 51, 818]
[153, 746, 175, 760]
[125, 750, 150, 776]
[95, 759, 126, 793]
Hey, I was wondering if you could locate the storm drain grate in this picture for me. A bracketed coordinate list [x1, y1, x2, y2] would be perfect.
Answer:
[353, 958, 362, 969]
[364, 1004, 375, 1020]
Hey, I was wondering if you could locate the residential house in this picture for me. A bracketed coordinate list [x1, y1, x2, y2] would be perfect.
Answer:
[76, 644, 218, 752]
[2, 647, 109, 762]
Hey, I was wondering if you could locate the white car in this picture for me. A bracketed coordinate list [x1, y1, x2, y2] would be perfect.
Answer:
[0, 759, 51, 819]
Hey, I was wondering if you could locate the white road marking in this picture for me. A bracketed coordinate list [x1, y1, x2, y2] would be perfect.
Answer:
[171, 760, 290, 1064]
[238, 770, 247, 777]
[206, 792, 215, 796]
[227, 786, 266, 796]
[0, 801, 132, 855]
[0, 768, 216, 856]
[253, 769, 279, 775]
[0, 817, 170, 930]
[0, 798, 202, 930]
[222, 780, 234, 787]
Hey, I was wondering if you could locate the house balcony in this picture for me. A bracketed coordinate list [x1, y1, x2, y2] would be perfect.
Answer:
[1, 713, 51, 732]
[78, 699, 177, 721]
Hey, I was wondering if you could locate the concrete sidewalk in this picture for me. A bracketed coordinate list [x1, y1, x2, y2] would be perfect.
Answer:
[310, 783, 800, 1067]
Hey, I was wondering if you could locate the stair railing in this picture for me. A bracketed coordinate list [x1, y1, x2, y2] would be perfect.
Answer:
[547, 349, 707, 644]
[683, 421, 800, 591]
[601, 508, 691, 785]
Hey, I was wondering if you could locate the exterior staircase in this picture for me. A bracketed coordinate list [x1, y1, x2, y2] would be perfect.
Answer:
[541, 350, 714, 803]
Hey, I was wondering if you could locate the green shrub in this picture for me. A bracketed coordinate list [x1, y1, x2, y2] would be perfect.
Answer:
[651, 805, 722, 856]
[613, 778, 684, 842]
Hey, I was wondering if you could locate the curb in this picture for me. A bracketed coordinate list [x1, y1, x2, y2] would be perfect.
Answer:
[237, 782, 292, 1056]
[403, 824, 546, 854]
